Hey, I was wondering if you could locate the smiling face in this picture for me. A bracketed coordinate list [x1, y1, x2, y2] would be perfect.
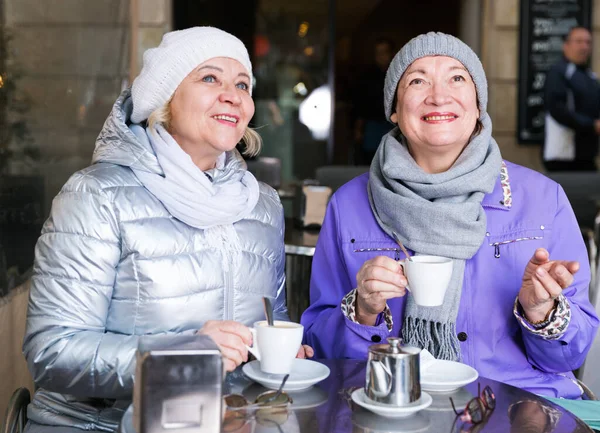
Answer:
[390, 56, 479, 173]
[168, 57, 254, 168]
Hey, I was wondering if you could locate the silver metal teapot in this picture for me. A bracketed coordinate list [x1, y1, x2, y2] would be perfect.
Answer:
[365, 337, 421, 406]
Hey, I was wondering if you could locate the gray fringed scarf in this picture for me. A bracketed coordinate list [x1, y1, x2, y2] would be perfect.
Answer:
[368, 113, 502, 361]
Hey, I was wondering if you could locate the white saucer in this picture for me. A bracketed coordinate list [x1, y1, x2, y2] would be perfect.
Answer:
[351, 389, 433, 418]
[242, 359, 330, 391]
[421, 360, 478, 393]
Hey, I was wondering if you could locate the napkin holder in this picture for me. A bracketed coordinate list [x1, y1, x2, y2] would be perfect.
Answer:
[134, 334, 222, 433]
[293, 181, 332, 229]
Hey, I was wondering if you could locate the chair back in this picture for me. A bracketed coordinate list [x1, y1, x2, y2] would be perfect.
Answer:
[246, 157, 282, 189]
[579, 288, 600, 397]
[546, 172, 600, 230]
[582, 228, 598, 302]
[1, 388, 30, 433]
[315, 165, 369, 193]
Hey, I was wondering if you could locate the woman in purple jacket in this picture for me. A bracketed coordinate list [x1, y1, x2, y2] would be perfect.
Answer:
[301, 32, 599, 398]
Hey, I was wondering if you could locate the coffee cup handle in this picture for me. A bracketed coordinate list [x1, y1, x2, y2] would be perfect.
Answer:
[399, 261, 411, 292]
[246, 328, 260, 361]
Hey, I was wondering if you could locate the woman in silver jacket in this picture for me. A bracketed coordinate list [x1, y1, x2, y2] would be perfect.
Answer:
[22, 27, 311, 431]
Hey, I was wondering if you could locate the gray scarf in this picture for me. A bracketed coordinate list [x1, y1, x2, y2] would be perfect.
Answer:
[368, 113, 502, 361]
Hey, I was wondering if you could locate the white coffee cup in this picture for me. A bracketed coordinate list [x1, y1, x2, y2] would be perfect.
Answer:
[246, 320, 303, 375]
[400, 256, 453, 307]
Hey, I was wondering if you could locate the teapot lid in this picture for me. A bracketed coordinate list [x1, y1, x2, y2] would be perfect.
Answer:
[368, 337, 421, 356]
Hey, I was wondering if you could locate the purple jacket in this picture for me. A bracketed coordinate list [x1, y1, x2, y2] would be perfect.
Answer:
[301, 161, 599, 398]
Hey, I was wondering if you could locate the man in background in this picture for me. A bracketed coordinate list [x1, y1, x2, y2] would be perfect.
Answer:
[543, 27, 600, 171]
[353, 38, 394, 165]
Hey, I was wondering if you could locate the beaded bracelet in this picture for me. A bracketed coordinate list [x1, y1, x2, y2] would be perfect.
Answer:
[524, 299, 558, 328]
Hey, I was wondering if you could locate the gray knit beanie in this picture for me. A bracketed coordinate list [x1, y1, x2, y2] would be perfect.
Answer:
[383, 32, 487, 123]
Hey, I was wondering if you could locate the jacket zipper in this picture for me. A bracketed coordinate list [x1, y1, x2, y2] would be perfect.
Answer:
[216, 234, 234, 321]
[490, 236, 543, 259]
[226, 266, 234, 320]
[224, 250, 234, 321]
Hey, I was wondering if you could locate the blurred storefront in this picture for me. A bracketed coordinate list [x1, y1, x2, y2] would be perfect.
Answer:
[3, 0, 600, 291]
[481, 0, 600, 172]
[0, 0, 171, 294]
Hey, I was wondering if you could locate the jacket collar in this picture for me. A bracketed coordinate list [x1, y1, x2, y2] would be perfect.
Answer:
[482, 161, 512, 211]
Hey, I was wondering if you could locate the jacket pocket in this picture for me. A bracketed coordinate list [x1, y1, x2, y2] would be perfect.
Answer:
[350, 240, 405, 261]
[487, 226, 546, 259]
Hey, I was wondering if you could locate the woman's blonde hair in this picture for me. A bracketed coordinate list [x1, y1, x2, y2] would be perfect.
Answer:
[147, 101, 262, 157]
[240, 127, 262, 157]
[147, 100, 173, 132]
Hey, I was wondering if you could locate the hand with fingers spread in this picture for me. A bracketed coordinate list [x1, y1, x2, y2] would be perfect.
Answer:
[518, 248, 580, 323]
[355, 255, 408, 326]
[197, 320, 253, 372]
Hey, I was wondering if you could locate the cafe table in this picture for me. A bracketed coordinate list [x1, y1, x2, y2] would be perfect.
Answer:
[119, 359, 594, 433]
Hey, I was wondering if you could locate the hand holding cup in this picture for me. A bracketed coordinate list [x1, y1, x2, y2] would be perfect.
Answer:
[355, 254, 454, 326]
[197, 320, 252, 372]
[355, 256, 409, 325]
[296, 344, 314, 359]
[246, 320, 304, 374]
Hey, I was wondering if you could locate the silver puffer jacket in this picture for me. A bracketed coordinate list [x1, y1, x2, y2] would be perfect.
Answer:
[22, 90, 287, 431]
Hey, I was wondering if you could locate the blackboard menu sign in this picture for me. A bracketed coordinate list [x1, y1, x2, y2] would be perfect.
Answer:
[518, 0, 591, 143]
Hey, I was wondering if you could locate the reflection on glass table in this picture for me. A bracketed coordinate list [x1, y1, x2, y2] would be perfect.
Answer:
[116, 359, 595, 433]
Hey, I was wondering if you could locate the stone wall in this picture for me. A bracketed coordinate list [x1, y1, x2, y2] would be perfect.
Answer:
[4, 0, 172, 213]
[482, 0, 600, 171]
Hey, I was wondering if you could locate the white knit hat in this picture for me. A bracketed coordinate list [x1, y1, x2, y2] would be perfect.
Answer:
[131, 26, 253, 123]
